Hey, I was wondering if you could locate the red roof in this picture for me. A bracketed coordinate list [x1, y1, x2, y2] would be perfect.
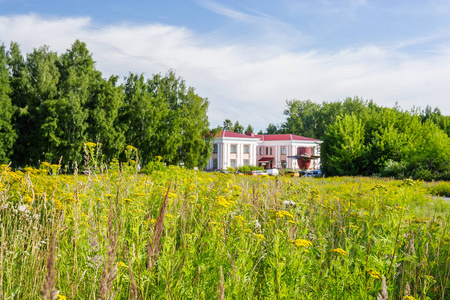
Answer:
[214, 131, 320, 141]
[254, 134, 320, 142]
[215, 130, 259, 139]
[258, 157, 273, 162]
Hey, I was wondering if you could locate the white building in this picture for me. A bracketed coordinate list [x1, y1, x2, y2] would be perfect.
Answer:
[206, 131, 259, 170]
[207, 131, 322, 171]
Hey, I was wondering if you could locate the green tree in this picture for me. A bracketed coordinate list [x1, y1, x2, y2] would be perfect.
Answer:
[120, 73, 158, 165]
[322, 113, 367, 176]
[405, 120, 450, 180]
[283, 99, 320, 138]
[0, 43, 16, 163]
[265, 123, 279, 134]
[8, 44, 60, 166]
[86, 75, 125, 161]
[245, 124, 254, 133]
[233, 121, 244, 134]
[53, 40, 96, 168]
[148, 71, 210, 167]
[223, 119, 233, 131]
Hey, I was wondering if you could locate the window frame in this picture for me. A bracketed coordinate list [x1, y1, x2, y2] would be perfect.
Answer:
[230, 144, 237, 153]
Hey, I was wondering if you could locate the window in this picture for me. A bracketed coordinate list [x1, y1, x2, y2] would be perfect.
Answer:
[281, 160, 287, 168]
[244, 144, 250, 153]
[265, 147, 268, 155]
[281, 147, 286, 155]
[243, 159, 250, 166]
[213, 159, 218, 169]
[259, 147, 262, 155]
[230, 159, 237, 168]
[270, 147, 272, 155]
[230, 144, 237, 153]
[212, 143, 218, 153]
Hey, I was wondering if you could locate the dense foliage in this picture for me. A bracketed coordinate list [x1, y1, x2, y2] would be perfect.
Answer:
[1, 164, 450, 299]
[0, 40, 211, 169]
[279, 98, 450, 180]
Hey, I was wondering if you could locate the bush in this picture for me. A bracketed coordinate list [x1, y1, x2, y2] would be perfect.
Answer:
[426, 181, 450, 197]
[237, 165, 263, 173]
[380, 159, 407, 178]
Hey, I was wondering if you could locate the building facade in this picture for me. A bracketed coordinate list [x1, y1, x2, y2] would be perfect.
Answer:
[207, 131, 322, 171]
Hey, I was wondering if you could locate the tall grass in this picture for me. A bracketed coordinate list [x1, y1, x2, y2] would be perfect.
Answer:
[1, 162, 449, 299]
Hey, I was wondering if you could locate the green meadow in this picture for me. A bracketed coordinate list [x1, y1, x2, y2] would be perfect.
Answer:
[1, 163, 450, 299]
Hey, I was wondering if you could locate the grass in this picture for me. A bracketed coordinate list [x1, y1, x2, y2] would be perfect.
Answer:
[1, 162, 450, 299]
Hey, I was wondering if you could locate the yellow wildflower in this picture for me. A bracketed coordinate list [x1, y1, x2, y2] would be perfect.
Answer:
[253, 233, 265, 240]
[403, 296, 416, 300]
[117, 261, 128, 268]
[57, 295, 67, 300]
[366, 268, 381, 279]
[329, 248, 347, 256]
[275, 210, 294, 219]
[293, 239, 312, 247]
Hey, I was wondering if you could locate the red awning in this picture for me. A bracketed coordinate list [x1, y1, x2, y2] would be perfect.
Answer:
[258, 157, 273, 162]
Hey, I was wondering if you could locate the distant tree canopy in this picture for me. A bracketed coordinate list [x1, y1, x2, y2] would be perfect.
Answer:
[282, 98, 450, 180]
[216, 119, 253, 135]
[1, 40, 211, 169]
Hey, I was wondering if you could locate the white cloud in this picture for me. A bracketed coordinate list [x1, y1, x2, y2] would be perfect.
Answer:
[0, 14, 449, 131]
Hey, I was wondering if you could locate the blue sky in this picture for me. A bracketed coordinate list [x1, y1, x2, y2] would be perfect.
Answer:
[1, 0, 450, 131]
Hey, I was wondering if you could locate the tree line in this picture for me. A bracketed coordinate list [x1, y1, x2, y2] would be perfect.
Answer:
[265, 98, 450, 180]
[0, 40, 211, 169]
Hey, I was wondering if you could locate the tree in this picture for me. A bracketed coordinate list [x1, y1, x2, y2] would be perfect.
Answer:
[233, 121, 244, 134]
[85, 75, 125, 161]
[53, 40, 97, 167]
[149, 71, 210, 167]
[223, 119, 233, 131]
[120, 73, 159, 165]
[0, 43, 16, 163]
[321, 114, 367, 176]
[405, 120, 450, 180]
[283, 99, 320, 138]
[8, 44, 60, 166]
[265, 123, 279, 134]
[245, 124, 254, 134]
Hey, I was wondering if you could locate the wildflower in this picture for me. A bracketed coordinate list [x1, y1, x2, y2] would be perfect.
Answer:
[216, 196, 235, 209]
[275, 210, 294, 219]
[254, 219, 261, 230]
[117, 262, 128, 268]
[283, 200, 296, 208]
[234, 215, 244, 221]
[366, 268, 381, 279]
[403, 296, 416, 300]
[293, 239, 312, 247]
[18, 204, 28, 212]
[85, 142, 97, 148]
[288, 220, 296, 225]
[244, 229, 253, 233]
[329, 248, 347, 256]
[57, 295, 67, 300]
[253, 234, 265, 240]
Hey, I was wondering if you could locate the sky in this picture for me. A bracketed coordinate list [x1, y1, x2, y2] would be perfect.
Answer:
[1, 0, 450, 131]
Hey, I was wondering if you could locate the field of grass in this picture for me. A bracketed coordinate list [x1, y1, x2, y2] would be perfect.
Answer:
[1, 161, 450, 299]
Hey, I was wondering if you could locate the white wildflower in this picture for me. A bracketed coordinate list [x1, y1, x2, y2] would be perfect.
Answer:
[18, 204, 28, 212]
